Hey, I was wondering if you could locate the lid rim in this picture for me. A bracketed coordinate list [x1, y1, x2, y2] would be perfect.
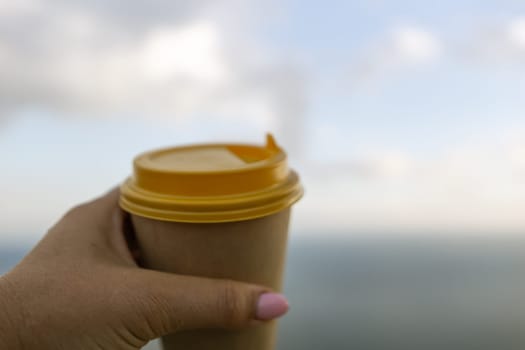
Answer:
[120, 186, 303, 223]
[122, 171, 300, 202]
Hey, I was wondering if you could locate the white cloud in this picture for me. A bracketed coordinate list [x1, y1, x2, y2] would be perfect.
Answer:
[509, 143, 525, 174]
[390, 26, 442, 64]
[348, 25, 442, 86]
[294, 130, 525, 236]
[345, 17, 525, 91]
[462, 16, 525, 62]
[362, 151, 413, 178]
[507, 17, 525, 50]
[140, 22, 229, 84]
[0, 41, 7, 65]
[0, 0, 307, 146]
[0, 0, 41, 16]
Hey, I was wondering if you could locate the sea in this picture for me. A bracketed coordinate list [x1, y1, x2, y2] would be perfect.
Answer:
[2, 235, 525, 349]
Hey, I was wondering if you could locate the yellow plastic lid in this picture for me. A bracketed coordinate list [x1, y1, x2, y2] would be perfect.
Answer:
[120, 134, 303, 223]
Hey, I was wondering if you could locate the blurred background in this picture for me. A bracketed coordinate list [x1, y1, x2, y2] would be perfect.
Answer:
[1, 0, 525, 349]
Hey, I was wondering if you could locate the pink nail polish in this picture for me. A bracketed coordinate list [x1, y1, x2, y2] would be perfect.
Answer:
[256, 293, 289, 321]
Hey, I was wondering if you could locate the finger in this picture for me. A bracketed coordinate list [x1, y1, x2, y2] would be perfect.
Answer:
[68, 187, 121, 225]
[42, 188, 132, 259]
[48, 187, 121, 239]
[107, 207, 138, 266]
[126, 270, 289, 339]
[121, 211, 142, 264]
[79, 189, 139, 265]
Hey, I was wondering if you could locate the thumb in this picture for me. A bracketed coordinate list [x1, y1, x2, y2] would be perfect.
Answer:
[125, 269, 289, 339]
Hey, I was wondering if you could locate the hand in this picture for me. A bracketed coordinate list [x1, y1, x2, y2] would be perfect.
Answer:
[0, 189, 289, 350]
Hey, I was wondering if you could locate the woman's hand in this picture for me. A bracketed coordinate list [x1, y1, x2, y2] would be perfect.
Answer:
[0, 189, 289, 349]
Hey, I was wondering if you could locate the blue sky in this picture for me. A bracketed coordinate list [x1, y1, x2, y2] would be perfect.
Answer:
[1, 0, 525, 244]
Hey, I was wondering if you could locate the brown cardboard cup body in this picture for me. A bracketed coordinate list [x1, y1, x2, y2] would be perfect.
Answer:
[131, 209, 291, 350]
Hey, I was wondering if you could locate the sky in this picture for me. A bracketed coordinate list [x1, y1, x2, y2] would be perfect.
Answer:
[1, 0, 525, 244]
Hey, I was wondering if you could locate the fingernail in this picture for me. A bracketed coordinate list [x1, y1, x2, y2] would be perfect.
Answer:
[256, 293, 289, 321]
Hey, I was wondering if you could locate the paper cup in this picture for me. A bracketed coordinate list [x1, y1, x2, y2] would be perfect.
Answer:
[120, 134, 303, 350]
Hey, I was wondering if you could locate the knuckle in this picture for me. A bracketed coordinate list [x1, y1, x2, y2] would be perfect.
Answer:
[127, 291, 174, 339]
[218, 280, 249, 328]
[145, 295, 174, 334]
[141, 284, 175, 327]
[63, 203, 89, 221]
